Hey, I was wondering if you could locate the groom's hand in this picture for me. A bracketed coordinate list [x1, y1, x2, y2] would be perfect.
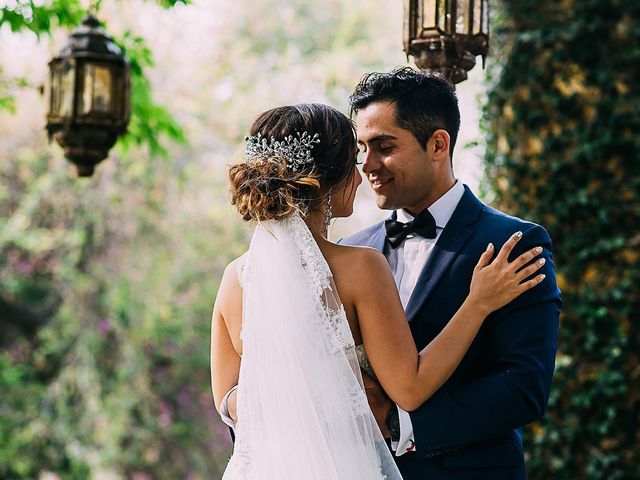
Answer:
[362, 369, 392, 439]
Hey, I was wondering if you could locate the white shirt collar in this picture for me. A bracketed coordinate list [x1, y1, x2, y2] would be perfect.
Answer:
[396, 181, 465, 229]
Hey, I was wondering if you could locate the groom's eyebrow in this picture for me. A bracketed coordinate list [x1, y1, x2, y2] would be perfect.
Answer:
[358, 134, 398, 145]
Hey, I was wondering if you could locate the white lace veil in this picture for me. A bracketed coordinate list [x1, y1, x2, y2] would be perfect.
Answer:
[224, 213, 401, 480]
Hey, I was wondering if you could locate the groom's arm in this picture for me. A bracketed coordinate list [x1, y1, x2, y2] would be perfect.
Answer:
[408, 227, 561, 460]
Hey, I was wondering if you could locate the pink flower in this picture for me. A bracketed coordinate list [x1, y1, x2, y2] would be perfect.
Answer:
[98, 318, 111, 334]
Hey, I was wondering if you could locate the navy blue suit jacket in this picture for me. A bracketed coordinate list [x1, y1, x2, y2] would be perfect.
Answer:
[340, 186, 561, 480]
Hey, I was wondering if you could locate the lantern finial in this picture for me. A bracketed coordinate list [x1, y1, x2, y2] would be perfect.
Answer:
[82, 15, 101, 28]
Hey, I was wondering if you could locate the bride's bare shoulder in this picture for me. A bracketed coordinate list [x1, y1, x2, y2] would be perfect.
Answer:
[217, 253, 249, 303]
[326, 244, 396, 307]
[223, 252, 248, 279]
[330, 243, 390, 277]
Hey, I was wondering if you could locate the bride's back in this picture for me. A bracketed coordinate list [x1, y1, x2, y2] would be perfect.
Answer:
[214, 213, 402, 480]
[215, 237, 384, 357]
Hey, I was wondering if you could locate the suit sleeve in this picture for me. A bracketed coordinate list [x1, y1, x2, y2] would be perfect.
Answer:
[408, 224, 561, 460]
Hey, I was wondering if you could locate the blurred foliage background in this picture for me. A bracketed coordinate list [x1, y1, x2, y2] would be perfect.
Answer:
[0, 0, 408, 478]
[0, 0, 637, 479]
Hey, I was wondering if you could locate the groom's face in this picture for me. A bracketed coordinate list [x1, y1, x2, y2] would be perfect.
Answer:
[356, 101, 435, 214]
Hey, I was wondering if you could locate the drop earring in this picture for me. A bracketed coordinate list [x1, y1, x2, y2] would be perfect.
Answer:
[324, 191, 333, 235]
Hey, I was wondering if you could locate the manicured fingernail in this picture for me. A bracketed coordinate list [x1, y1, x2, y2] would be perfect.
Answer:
[486, 243, 493, 251]
[539, 274, 546, 280]
[515, 231, 523, 238]
[538, 258, 546, 265]
[535, 246, 543, 254]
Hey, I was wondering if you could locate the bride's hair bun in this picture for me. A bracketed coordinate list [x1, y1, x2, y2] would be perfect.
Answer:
[229, 104, 357, 222]
[229, 157, 320, 222]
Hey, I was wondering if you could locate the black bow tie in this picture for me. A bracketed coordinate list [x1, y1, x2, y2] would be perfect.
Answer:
[385, 209, 437, 249]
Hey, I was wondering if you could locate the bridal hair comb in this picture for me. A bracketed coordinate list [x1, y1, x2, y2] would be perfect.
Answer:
[245, 131, 321, 172]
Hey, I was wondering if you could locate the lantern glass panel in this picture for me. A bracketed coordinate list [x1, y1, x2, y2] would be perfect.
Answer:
[114, 70, 129, 121]
[79, 64, 113, 114]
[59, 60, 75, 117]
[437, 0, 448, 32]
[482, 0, 489, 34]
[422, 0, 437, 30]
[472, 0, 482, 34]
[92, 65, 112, 113]
[80, 64, 93, 115]
[50, 65, 61, 115]
[456, 0, 470, 35]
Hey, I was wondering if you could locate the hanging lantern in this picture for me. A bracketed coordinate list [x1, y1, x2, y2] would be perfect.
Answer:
[403, 0, 490, 84]
[46, 15, 130, 177]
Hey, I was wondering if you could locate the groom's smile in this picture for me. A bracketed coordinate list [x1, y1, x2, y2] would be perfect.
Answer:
[370, 176, 394, 192]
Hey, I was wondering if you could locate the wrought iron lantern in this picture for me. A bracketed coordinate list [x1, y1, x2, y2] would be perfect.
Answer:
[46, 15, 130, 177]
[403, 0, 490, 84]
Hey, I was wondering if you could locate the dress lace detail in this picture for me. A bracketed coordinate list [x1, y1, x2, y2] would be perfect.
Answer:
[355, 344, 376, 380]
[237, 255, 249, 289]
[323, 305, 355, 354]
[284, 214, 332, 297]
[222, 212, 402, 480]
[268, 213, 354, 354]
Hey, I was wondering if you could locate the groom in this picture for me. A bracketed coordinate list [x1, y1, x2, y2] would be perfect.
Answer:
[340, 67, 561, 479]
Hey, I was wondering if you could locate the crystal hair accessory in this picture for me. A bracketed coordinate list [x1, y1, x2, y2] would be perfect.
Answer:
[245, 131, 321, 172]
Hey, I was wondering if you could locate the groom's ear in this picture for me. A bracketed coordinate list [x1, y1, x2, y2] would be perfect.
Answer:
[430, 129, 451, 161]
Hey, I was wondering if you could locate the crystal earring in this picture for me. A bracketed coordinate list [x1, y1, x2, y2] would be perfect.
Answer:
[324, 191, 333, 234]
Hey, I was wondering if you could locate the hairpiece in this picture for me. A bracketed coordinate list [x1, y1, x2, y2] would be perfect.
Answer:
[245, 131, 321, 172]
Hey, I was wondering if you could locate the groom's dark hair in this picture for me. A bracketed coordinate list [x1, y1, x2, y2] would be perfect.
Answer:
[349, 67, 461, 157]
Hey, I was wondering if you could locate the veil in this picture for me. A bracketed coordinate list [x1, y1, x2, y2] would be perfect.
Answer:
[223, 212, 402, 480]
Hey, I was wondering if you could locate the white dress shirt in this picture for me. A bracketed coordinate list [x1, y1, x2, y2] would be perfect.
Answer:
[387, 181, 465, 456]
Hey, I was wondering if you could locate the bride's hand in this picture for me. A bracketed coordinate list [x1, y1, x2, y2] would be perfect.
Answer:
[468, 231, 546, 315]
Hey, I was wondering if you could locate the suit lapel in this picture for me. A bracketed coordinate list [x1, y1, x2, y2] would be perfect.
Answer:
[405, 187, 484, 321]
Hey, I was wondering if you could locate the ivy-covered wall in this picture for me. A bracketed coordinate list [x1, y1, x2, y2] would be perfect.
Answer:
[482, 1, 639, 479]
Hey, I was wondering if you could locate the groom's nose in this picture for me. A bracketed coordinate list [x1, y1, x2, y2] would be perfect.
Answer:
[362, 151, 381, 174]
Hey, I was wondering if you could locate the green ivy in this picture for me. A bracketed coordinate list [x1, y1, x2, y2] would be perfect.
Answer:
[116, 31, 187, 159]
[483, 1, 640, 479]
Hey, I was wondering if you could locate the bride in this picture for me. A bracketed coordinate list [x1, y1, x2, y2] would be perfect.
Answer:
[210, 104, 546, 479]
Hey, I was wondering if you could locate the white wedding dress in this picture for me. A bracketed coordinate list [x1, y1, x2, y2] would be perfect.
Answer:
[222, 213, 402, 480]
